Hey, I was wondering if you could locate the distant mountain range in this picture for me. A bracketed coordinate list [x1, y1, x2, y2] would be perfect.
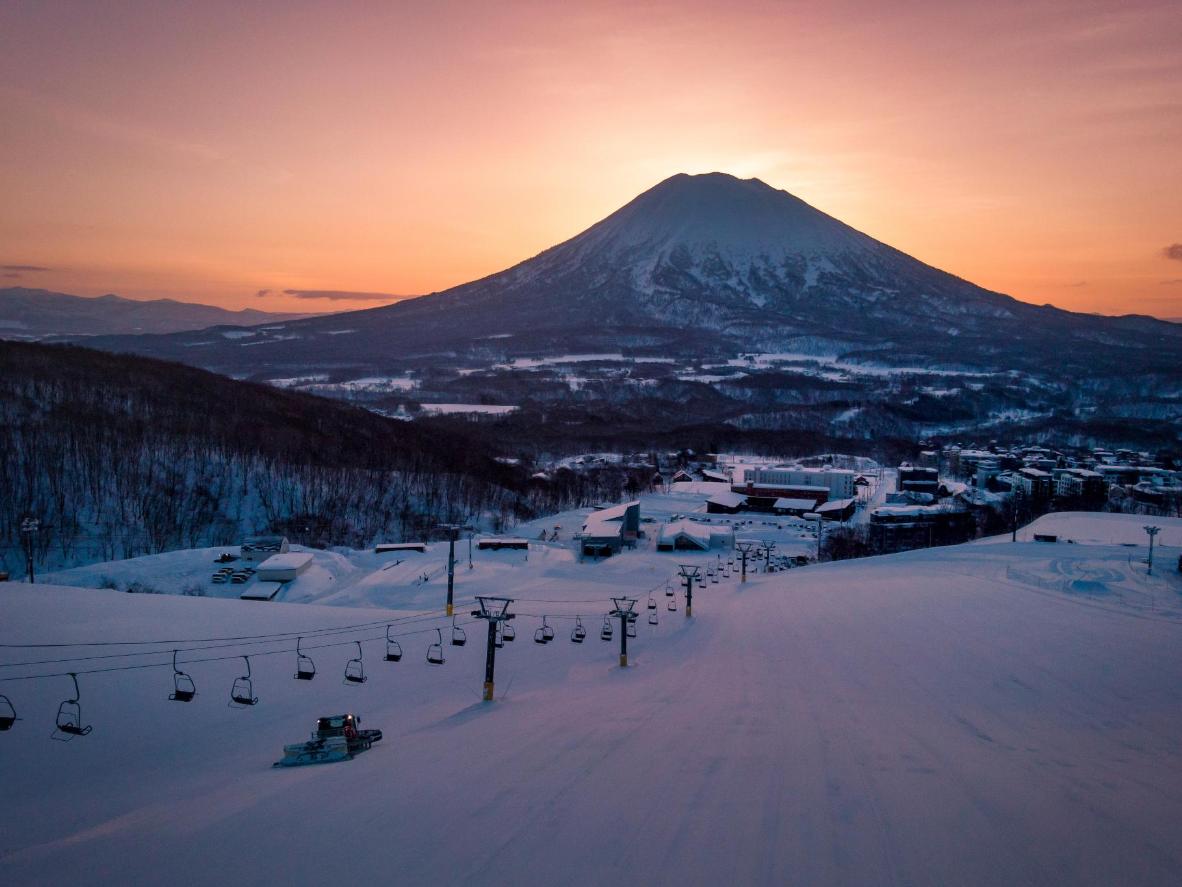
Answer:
[61, 173, 1182, 449]
[0, 288, 315, 339]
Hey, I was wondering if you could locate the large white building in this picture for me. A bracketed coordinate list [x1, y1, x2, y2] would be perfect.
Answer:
[734, 468, 856, 500]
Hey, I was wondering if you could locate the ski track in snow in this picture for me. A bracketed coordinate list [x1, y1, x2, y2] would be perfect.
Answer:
[2, 526, 1182, 885]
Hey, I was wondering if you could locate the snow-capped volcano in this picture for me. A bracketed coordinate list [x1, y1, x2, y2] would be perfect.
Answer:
[83, 172, 1179, 380]
[566, 172, 876, 257]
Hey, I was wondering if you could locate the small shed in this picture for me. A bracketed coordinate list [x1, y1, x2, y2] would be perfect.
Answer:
[657, 519, 734, 551]
[375, 542, 427, 554]
[706, 491, 746, 514]
[256, 551, 314, 582]
[240, 581, 284, 602]
[816, 498, 857, 521]
[477, 538, 529, 551]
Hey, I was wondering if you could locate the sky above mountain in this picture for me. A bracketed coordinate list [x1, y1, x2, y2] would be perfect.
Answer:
[1, 1, 1179, 318]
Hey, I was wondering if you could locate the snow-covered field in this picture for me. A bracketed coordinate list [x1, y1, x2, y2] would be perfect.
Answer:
[3, 514, 1181, 886]
[1010, 511, 1182, 547]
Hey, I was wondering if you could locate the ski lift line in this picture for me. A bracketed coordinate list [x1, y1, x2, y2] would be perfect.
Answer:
[0, 621, 486, 684]
[0, 600, 485, 650]
[510, 577, 675, 606]
[510, 596, 633, 605]
[0, 611, 472, 669]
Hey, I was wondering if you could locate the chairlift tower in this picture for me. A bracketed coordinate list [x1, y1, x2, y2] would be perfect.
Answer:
[735, 541, 755, 583]
[436, 523, 469, 616]
[678, 565, 702, 617]
[762, 540, 777, 572]
[472, 596, 515, 701]
[1144, 525, 1160, 576]
[609, 597, 638, 666]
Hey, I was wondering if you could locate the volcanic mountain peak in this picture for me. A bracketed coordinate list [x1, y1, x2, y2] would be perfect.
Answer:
[565, 171, 876, 260]
[74, 172, 1182, 384]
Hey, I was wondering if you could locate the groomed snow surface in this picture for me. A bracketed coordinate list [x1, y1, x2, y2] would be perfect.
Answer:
[2, 513, 1181, 886]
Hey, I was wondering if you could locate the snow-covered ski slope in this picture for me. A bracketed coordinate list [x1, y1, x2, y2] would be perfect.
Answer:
[2, 524, 1181, 885]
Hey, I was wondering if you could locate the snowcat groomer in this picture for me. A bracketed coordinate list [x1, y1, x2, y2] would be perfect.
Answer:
[273, 713, 383, 767]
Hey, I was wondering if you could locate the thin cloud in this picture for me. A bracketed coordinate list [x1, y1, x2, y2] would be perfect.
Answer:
[1161, 279, 1182, 286]
[2, 264, 52, 272]
[0, 85, 224, 164]
[1164, 244, 1182, 261]
[3, 272, 21, 279]
[282, 289, 404, 302]
[255, 288, 271, 298]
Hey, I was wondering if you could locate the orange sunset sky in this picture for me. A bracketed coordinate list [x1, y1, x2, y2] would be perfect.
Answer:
[1, 1, 1180, 318]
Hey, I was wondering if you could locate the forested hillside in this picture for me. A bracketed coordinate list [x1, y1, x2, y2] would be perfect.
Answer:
[0, 343, 538, 573]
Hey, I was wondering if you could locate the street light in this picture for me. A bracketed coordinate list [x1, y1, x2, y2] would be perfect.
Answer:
[803, 512, 823, 561]
[1144, 525, 1160, 576]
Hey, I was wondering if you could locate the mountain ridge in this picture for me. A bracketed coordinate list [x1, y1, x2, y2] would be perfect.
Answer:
[0, 287, 318, 339]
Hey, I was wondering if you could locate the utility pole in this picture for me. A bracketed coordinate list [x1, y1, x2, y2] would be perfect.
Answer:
[1144, 525, 1160, 576]
[609, 597, 637, 666]
[436, 524, 465, 616]
[471, 596, 514, 701]
[678, 565, 701, 618]
[468, 532, 474, 570]
[20, 517, 39, 584]
[735, 541, 754, 582]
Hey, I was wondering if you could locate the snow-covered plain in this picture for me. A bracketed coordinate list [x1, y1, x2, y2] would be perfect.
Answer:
[3, 514, 1181, 886]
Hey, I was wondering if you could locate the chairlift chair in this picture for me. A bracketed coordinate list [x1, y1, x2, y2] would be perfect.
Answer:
[169, 650, 197, 702]
[495, 624, 505, 648]
[53, 673, 93, 739]
[571, 616, 586, 643]
[647, 595, 656, 610]
[665, 582, 674, 597]
[426, 628, 445, 665]
[648, 609, 658, 626]
[451, 617, 467, 647]
[600, 617, 613, 641]
[229, 656, 259, 707]
[501, 622, 516, 643]
[534, 616, 554, 644]
[344, 641, 367, 684]
[712, 571, 720, 584]
[384, 626, 403, 662]
[295, 636, 317, 679]
[626, 618, 637, 639]
[668, 595, 677, 612]
[0, 693, 19, 731]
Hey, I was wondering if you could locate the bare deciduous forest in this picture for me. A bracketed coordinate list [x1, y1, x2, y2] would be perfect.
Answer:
[0, 343, 650, 573]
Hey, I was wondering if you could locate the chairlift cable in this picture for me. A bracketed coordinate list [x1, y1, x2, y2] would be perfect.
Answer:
[0, 621, 483, 683]
[0, 600, 483, 650]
